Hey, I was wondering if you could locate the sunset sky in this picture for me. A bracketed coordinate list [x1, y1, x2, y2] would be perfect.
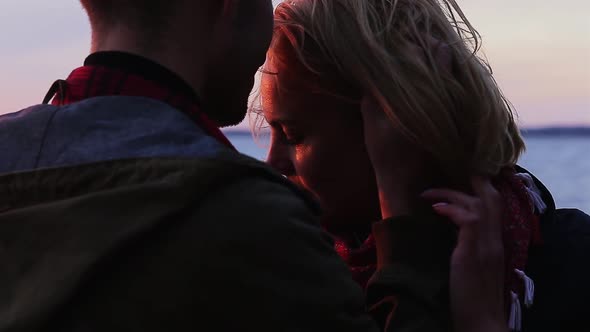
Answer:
[1, 0, 588, 127]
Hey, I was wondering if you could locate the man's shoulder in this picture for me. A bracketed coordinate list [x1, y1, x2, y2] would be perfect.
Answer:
[0, 96, 181, 118]
[526, 208, 590, 328]
[0, 104, 62, 174]
[0, 155, 317, 212]
[0, 103, 59, 132]
[176, 153, 321, 215]
[0, 103, 55, 118]
[541, 208, 590, 251]
[0, 97, 229, 172]
[0, 156, 326, 331]
[149, 155, 323, 243]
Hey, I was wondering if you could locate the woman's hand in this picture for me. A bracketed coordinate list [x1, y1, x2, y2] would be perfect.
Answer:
[422, 177, 507, 332]
[362, 95, 506, 331]
[360, 95, 427, 218]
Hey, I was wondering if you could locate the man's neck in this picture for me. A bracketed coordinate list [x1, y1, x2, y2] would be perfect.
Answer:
[90, 28, 205, 99]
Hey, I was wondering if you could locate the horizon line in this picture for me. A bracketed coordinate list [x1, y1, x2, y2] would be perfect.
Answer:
[223, 125, 590, 134]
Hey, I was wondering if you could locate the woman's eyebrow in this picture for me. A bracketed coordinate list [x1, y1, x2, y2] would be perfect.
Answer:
[268, 117, 296, 127]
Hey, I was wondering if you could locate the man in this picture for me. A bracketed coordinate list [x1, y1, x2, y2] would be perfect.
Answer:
[0, 1, 506, 331]
[0, 1, 378, 330]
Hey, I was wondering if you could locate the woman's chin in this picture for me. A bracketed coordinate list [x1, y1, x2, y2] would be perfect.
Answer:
[286, 177, 381, 231]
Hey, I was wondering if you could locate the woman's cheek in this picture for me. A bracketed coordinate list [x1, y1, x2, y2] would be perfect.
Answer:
[295, 142, 338, 201]
[292, 144, 321, 194]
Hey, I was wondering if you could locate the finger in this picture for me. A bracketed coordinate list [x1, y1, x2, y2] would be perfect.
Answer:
[421, 188, 476, 207]
[432, 202, 477, 228]
[432, 203, 478, 251]
[470, 176, 503, 235]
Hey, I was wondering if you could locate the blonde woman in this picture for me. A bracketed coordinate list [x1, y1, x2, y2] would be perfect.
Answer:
[257, 0, 590, 331]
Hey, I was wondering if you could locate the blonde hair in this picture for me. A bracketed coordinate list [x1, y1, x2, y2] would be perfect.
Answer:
[259, 0, 525, 177]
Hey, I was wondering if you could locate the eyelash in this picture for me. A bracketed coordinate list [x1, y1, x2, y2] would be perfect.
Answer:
[275, 127, 303, 146]
[284, 135, 303, 146]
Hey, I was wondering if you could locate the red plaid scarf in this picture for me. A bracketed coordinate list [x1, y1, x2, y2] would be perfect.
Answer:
[334, 169, 543, 302]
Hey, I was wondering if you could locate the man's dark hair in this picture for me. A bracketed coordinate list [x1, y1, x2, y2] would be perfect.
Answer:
[80, 0, 174, 32]
[79, 0, 187, 51]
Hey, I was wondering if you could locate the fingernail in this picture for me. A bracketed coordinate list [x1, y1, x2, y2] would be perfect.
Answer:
[432, 202, 449, 208]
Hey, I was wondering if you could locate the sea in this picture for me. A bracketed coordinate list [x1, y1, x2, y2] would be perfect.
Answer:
[225, 131, 590, 214]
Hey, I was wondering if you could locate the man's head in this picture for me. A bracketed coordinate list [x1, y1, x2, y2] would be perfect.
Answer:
[80, 0, 179, 51]
[80, 0, 274, 127]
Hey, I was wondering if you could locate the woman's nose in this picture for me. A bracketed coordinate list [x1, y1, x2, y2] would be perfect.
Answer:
[267, 142, 296, 176]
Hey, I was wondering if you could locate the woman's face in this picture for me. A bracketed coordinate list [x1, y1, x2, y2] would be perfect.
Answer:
[261, 73, 381, 227]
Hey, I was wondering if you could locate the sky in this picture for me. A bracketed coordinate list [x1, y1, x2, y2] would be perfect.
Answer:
[0, 0, 588, 128]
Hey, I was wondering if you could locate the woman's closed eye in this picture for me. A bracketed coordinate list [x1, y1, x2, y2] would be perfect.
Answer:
[282, 126, 304, 145]
[271, 123, 304, 146]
